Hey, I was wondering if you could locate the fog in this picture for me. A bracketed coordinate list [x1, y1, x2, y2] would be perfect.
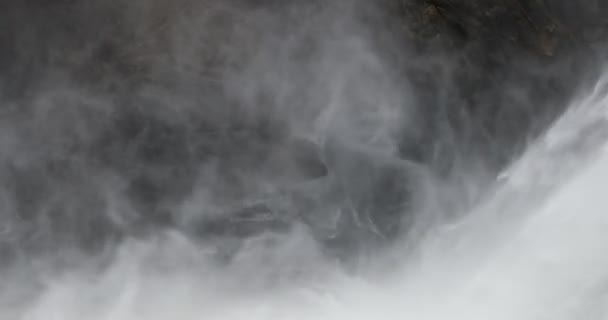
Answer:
[0, 0, 607, 319]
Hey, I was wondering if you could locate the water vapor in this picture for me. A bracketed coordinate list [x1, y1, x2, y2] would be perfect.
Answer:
[0, 0, 607, 319]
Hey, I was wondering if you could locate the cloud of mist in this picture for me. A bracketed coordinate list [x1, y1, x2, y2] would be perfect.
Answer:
[11, 75, 608, 320]
[0, 0, 606, 319]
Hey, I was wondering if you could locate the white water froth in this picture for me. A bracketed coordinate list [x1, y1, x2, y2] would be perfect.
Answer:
[12, 77, 608, 320]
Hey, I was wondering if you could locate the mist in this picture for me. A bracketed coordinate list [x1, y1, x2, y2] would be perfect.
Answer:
[0, 0, 607, 319]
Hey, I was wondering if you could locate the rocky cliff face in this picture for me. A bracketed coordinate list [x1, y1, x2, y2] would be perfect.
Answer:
[382, 0, 607, 170]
